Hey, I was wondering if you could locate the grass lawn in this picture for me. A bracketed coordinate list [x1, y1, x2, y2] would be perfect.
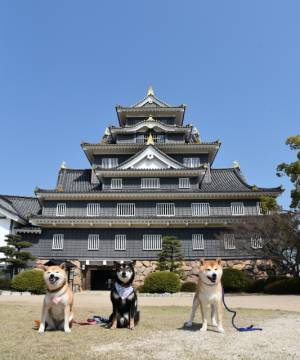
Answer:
[0, 299, 299, 360]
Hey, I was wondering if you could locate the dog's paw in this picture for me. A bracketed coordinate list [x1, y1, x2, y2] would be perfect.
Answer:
[211, 320, 218, 327]
[216, 326, 225, 333]
[38, 327, 45, 334]
[185, 321, 193, 327]
[64, 328, 71, 333]
[110, 325, 117, 330]
[199, 326, 207, 333]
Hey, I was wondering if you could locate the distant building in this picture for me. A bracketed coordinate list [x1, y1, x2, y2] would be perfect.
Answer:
[2, 88, 283, 289]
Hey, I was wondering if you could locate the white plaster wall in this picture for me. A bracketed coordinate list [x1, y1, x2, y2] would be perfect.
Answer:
[0, 217, 11, 258]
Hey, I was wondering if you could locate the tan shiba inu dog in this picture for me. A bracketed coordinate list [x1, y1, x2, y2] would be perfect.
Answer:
[186, 258, 224, 333]
[37, 262, 74, 333]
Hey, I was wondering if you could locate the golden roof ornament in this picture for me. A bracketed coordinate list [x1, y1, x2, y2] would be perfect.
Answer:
[146, 114, 154, 121]
[233, 160, 240, 169]
[147, 85, 154, 96]
[56, 185, 64, 192]
[147, 133, 155, 145]
[60, 161, 66, 169]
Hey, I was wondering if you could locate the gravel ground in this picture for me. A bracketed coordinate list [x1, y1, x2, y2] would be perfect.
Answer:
[0, 292, 299, 360]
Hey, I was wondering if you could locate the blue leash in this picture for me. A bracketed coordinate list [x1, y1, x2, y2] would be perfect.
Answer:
[222, 288, 263, 332]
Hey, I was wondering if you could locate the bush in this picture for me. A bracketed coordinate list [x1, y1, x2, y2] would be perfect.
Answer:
[246, 279, 266, 293]
[11, 269, 46, 294]
[0, 278, 11, 290]
[180, 281, 197, 292]
[264, 278, 300, 294]
[222, 268, 252, 293]
[142, 271, 181, 293]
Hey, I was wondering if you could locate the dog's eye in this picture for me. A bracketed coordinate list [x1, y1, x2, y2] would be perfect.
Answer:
[55, 271, 59, 274]
[214, 268, 218, 271]
[206, 269, 211, 271]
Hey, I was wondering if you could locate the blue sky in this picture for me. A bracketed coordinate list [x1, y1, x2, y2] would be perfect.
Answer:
[0, 1, 299, 210]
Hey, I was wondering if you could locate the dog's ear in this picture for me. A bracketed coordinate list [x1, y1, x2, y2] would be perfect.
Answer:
[199, 258, 205, 266]
[59, 262, 66, 270]
[131, 260, 136, 267]
[216, 258, 222, 265]
[114, 261, 120, 268]
[36, 261, 47, 271]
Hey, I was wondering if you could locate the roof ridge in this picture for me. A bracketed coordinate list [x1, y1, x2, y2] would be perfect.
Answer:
[0, 194, 37, 200]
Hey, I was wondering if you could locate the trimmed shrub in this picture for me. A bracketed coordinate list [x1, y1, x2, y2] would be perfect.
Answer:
[11, 269, 46, 294]
[264, 278, 300, 295]
[222, 268, 252, 293]
[246, 279, 266, 293]
[180, 281, 197, 292]
[0, 278, 11, 290]
[142, 271, 181, 293]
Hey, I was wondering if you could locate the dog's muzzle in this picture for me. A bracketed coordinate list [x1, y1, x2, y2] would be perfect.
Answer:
[207, 273, 217, 283]
[49, 274, 59, 284]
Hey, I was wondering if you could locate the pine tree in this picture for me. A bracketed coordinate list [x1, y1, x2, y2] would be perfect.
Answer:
[157, 236, 184, 272]
[0, 234, 36, 277]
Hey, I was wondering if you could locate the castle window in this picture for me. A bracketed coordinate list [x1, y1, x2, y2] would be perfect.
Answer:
[152, 134, 165, 144]
[87, 203, 100, 217]
[183, 157, 201, 168]
[251, 234, 263, 249]
[117, 203, 135, 216]
[192, 234, 204, 250]
[231, 202, 244, 216]
[56, 203, 66, 217]
[111, 178, 122, 189]
[102, 158, 118, 168]
[224, 234, 236, 249]
[191, 203, 210, 216]
[115, 234, 126, 251]
[88, 234, 100, 250]
[156, 203, 175, 216]
[141, 178, 160, 189]
[52, 234, 64, 250]
[179, 178, 190, 189]
[143, 234, 162, 250]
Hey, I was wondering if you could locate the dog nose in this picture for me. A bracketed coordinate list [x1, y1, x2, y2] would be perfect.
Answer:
[212, 273, 217, 280]
[122, 272, 126, 277]
[49, 274, 54, 279]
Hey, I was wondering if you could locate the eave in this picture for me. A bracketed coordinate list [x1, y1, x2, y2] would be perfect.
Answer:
[29, 215, 253, 229]
[81, 142, 221, 165]
[15, 227, 42, 234]
[34, 189, 282, 201]
[115, 106, 186, 127]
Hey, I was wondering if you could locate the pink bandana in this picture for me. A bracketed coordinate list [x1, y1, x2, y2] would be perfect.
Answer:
[52, 296, 63, 304]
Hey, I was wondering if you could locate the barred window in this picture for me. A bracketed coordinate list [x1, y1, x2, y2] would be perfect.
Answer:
[191, 203, 210, 216]
[115, 234, 126, 251]
[143, 234, 162, 250]
[156, 203, 175, 216]
[117, 203, 135, 216]
[102, 158, 118, 168]
[52, 234, 64, 250]
[256, 202, 269, 215]
[88, 234, 100, 250]
[183, 157, 201, 168]
[152, 134, 165, 144]
[141, 178, 160, 189]
[231, 202, 244, 216]
[251, 234, 263, 249]
[56, 203, 66, 217]
[179, 178, 190, 189]
[111, 178, 122, 189]
[224, 234, 236, 249]
[87, 203, 100, 217]
[192, 234, 204, 250]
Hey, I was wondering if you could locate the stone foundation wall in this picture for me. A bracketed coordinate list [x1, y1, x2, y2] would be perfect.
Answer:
[133, 259, 276, 287]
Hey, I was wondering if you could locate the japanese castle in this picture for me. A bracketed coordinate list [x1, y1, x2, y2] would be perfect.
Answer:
[0, 88, 283, 289]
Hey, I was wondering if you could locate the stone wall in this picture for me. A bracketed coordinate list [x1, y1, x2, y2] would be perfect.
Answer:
[133, 259, 276, 287]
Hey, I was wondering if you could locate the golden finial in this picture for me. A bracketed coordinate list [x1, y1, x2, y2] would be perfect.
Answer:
[147, 114, 154, 121]
[147, 133, 154, 145]
[60, 161, 66, 169]
[56, 185, 64, 192]
[147, 85, 154, 96]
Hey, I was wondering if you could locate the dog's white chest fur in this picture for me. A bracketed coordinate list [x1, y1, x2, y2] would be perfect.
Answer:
[199, 287, 221, 303]
[45, 293, 68, 321]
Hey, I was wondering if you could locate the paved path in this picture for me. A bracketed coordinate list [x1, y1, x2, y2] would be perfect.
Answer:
[0, 291, 299, 312]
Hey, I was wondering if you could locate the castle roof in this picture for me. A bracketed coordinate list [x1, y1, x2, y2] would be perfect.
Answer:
[0, 195, 41, 223]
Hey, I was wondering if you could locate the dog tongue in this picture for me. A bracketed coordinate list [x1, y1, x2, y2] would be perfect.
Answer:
[52, 296, 63, 304]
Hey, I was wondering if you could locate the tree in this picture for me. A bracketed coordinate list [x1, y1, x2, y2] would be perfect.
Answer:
[232, 210, 300, 277]
[0, 234, 36, 277]
[277, 135, 300, 208]
[157, 236, 184, 272]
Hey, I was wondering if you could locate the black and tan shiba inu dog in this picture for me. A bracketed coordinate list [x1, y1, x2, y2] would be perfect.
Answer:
[109, 261, 140, 329]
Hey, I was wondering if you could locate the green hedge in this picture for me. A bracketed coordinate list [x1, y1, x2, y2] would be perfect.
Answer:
[264, 278, 300, 294]
[142, 271, 181, 293]
[11, 269, 46, 294]
[180, 281, 197, 292]
[247, 276, 289, 293]
[222, 268, 252, 293]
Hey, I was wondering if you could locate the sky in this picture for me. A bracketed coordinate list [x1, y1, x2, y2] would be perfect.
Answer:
[0, 1, 299, 210]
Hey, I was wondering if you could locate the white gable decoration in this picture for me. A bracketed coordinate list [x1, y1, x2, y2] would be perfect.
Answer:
[118, 146, 184, 170]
